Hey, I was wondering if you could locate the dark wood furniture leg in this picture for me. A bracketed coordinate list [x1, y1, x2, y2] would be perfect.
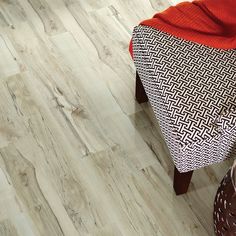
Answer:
[173, 167, 193, 195]
[135, 72, 148, 103]
[136, 72, 192, 195]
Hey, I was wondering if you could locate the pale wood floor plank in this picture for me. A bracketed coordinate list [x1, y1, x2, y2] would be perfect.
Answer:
[0, 219, 19, 236]
[0, 34, 20, 79]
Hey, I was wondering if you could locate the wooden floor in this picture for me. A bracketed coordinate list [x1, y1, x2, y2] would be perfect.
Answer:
[0, 0, 233, 235]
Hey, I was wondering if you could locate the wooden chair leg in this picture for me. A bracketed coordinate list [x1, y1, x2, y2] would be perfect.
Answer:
[135, 72, 148, 103]
[173, 167, 193, 195]
[135, 71, 192, 195]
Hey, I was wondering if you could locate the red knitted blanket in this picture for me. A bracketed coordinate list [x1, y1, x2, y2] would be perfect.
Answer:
[130, 0, 236, 57]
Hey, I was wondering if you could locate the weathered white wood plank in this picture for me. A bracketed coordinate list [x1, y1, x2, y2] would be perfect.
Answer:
[0, 219, 19, 236]
[0, 35, 20, 79]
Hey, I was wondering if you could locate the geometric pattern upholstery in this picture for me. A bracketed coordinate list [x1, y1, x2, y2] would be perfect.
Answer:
[132, 25, 236, 172]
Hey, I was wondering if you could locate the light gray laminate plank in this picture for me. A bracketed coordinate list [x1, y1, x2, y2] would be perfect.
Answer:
[26, 0, 66, 35]
[0, 145, 64, 236]
[0, 35, 20, 79]
[82, 147, 209, 236]
[0, 220, 19, 236]
[0, 0, 26, 26]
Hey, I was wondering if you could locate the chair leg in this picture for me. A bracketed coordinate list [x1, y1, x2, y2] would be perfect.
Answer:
[173, 167, 193, 195]
[135, 72, 148, 103]
[135, 71, 192, 195]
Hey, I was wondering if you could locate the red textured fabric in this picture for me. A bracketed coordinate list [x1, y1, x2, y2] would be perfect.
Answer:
[129, 0, 236, 58]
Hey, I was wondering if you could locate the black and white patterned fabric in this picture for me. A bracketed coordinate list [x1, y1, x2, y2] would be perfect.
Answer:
[132, 25, 236, 172]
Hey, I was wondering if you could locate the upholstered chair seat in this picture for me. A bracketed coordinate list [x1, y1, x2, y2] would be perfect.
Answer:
[132, 25, 236, 193]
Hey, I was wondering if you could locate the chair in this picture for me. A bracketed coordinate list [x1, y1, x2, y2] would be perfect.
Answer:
[132, 25, 236, 195]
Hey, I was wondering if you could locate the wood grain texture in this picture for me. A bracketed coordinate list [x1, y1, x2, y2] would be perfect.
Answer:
[0, 0, 231, 235]
[0, 220, 19, 236]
